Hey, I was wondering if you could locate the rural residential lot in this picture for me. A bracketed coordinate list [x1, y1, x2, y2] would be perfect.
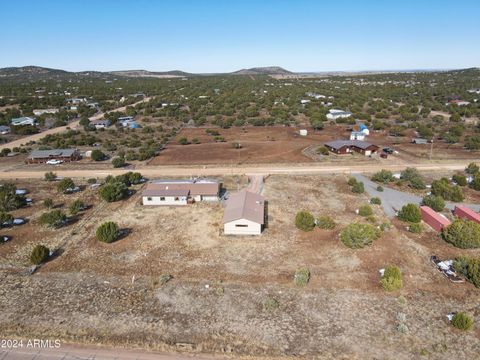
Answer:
[1, 65, 480, 359]
[1, 171, 480, 359]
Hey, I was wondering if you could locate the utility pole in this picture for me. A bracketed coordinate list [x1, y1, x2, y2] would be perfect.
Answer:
[429, 139, 433, 161]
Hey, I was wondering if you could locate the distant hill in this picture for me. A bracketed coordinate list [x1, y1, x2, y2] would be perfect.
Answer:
[231, 66, 293, 75]
[0, 66, 70, 77]
[0, 66, 118, 81]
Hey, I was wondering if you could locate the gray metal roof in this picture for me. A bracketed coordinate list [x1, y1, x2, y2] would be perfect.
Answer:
[325, 140, 377, 150]
[223, 190, 265, 224]
[28, 149, 77, 159]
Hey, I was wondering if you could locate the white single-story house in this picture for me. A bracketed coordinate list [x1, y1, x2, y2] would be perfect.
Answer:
[142, 179, 220, 206]
[10, 116, 37, 126]
[447, 100, 470, 106]
[33, 108, 59, 116]
[326, 109, 352, 120]
[223, 190, 265, 235]
[350, 131, 366, 141]
[90, 119, 111, 129]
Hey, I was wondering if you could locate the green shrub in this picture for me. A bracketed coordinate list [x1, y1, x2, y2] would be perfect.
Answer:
[347, 177, 357, 186]
[57, 178, 75, 193]
[421, 195, 445, 212]
[99, 181, 129, 202]
[340, 222, 380, 249]
[398, 204, 421, 223]
[452, 174, 467, 186]
[178, 137, 189, 145]
[371, 169, 394, 184]
[112, 156, 126, 168]
[470, 174, 480, 190]
[432, 178, 464, 202]
[453, 256, 480, 287]
[43, 198, 54, 208]
[380, 265, 403, 291]
[293, 268, 310, 286]
[443, 219, 480, 249]
[0, 183, 26, 211]
[451, 312, 473, 331]
[96, 221, 120, 243]
[317, 215, 335, 230]
[358, 204, 373, 217]
[401, 167, 426, 189]
[0, 211, 13, 226]
[408, 223, 422, 234]
[91, 149, 106, 161]
[69, 199, 86, 215]
[30, 245, 50, 265]
[87, 178, 97, 184]
[370, 197, 381, 205]
[380, 222, 391, 232]
[351, 181, 365, 194]
[465, 162, 479, 175]
[38, 210, 67, 228]
[376, 185, 384, 192]
[264, 296, 280, 311]
[295, 211, 315, 231]
[316, 146, 329, 155]
[44, 171, 57, 181]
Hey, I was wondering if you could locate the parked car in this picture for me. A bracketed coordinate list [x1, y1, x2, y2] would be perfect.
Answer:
[1, 235, 11, 243]
[383, 147, 394, 154]
[2, 218, 25, 227]
[64, 186, 80, 194]
[46, 159, 63, 165]
[15, 189, 28, 195]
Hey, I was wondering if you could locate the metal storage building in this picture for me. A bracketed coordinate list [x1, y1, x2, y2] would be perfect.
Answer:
[453, 205, 480, 224]
[420, 206, 451, 232]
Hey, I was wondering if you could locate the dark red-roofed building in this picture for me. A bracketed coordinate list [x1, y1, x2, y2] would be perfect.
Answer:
[453, 205, 480, 224]
[421, 206, 451, 232]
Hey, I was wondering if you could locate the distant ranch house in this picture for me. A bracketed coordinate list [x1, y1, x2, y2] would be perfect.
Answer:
[10, 116, 37, 126]
[33, 108, 59, 116]
[90, 119, 111, 129]
[142, 179, 220, 206]
[324, 140, 379, 156]
[26, 149, 81, 164]
[447, 100, 470, 106]
[223, 190, 265, 235]
[326, 109, 352, 120]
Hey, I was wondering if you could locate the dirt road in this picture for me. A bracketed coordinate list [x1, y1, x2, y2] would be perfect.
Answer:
[0, 343, 220, 360]
[0, 161, 472, 180]
[0, 97, 152, 151]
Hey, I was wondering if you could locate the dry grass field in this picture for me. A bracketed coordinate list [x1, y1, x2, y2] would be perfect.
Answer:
[0, 174, 479, 358]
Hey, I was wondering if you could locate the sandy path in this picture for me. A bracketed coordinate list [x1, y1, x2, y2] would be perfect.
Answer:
[0, 161, 472, 180]
[0, 97, 152, 150]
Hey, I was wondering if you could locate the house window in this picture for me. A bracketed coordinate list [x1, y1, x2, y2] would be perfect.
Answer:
[147, 197, 152, 201]
[235, 224, 248, 227]
[160, 197, 165, 201]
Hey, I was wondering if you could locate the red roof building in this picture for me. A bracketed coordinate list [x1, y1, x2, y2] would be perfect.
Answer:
[453, 205, 480, 224]
[420, 206, 451, 232]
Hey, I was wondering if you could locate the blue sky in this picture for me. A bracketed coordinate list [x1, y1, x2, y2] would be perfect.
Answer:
[2, 0, 479, 72]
